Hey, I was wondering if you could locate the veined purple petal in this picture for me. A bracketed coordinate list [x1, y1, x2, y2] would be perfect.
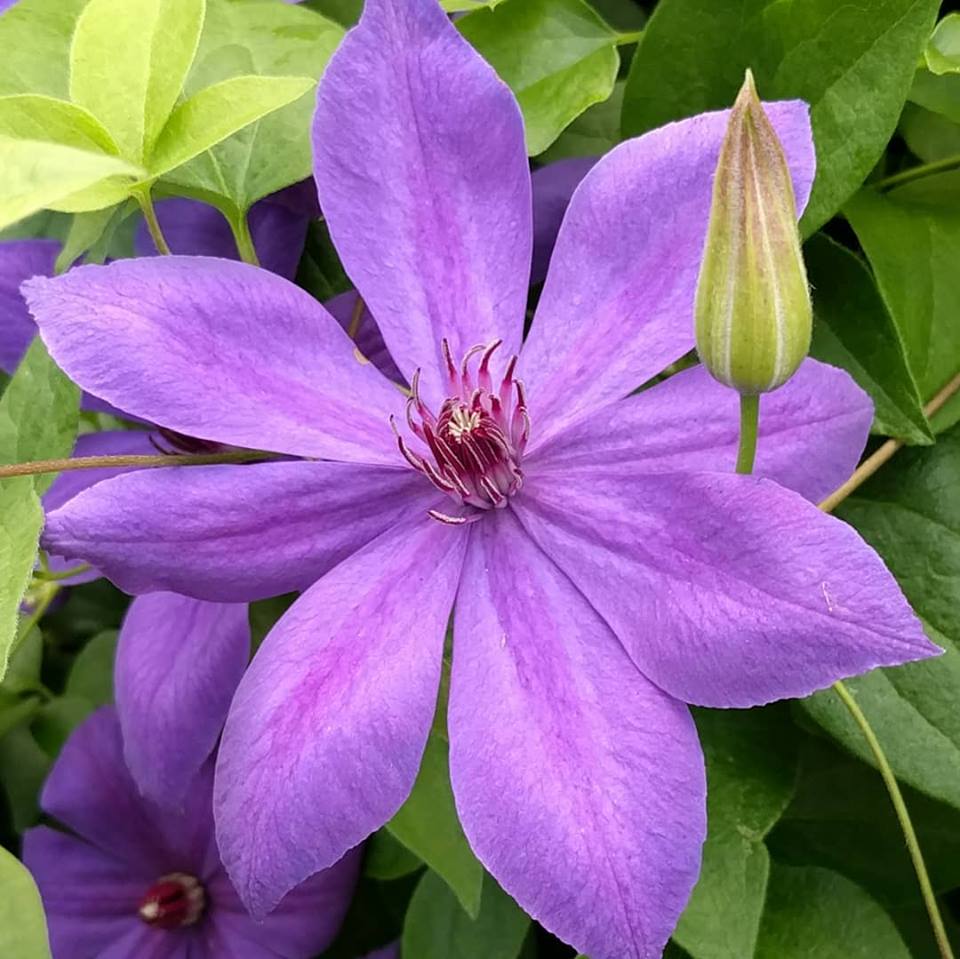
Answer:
[530, 157, 596, 285]
[43, 460, 432, 601]
[528, 359, 872, 503]
[0, 239, 57, 373]
[215, 513, 468, 917]
[38, 709, 173, 871]
[313, 0, 532, 401]
[22, 827, 149, 959]
[514, 471, 938, 708]
[206, 849, 362, 957]
[22, 257, 405, 464]
[450, 511, 705, 959]
[520, 102, 816, 446]
[115, 594, 249, 809]
[134, 189, 314, 280]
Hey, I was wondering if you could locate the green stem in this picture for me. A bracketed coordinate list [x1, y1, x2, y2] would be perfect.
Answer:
[832, 681, 956, 959]
[734, 393, 759, 474]
[737, 386, 955, 959]
[229, 212, 261, 267]
[12, 581, 61, 661]
[33, 562, 92, 582]
[135, 188, 172, 255]
[873, 153, 960, 191]
[616, 29, 643, 46]
[0, 449, 276, 481]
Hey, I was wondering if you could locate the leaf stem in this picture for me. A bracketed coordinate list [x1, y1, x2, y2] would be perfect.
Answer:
[32, 562, 91, 582]
[735, 393, 760, 474]
[135, 188, 172, 256]
[831, 681, 956, 959]
[818, 370, 960, 513]
[0, 448, 276, 481]
[229, 212, 261, 267]
[873, 154, 960, 191]
[616, 30, 643, 46]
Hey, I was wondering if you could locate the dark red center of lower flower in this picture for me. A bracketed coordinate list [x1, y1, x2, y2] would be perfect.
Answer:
[392, 339, 529, 525]
[138, 873, 206, 929]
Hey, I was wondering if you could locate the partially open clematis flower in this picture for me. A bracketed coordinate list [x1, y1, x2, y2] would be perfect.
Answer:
[24, 593, 361, 959]
[23, 0, 937, 955]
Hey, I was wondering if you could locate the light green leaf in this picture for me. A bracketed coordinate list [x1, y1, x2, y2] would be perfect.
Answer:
[805, 233, 933, 445]
[908, 67, 960, 125]
[0, 95, 119, 154]
[0, 0, 88, 98]
[899, 102, 960, 165]
[65, 630, 118, 707]
[148, 74, 314, 179]
[0, 845, 51, 959]
[459, 0, 620, 155]
[538, 80, 623, 162]
[926, 14, 960, 75]
[70, 0, 206, 163]
[387, 732, 483, 918]
[0, 338, 80, 495]
[845, 181, 960, 431]
[443, 0, 505, 11]
[801, 424, 960, 810]
[621, 0, 940, 235]
[674, 706, 798, 959]
[0, 135, 141, 231]
[163, 0, 342, 216]
[754, 865, 910, 958]
[402, 871, 530, 959]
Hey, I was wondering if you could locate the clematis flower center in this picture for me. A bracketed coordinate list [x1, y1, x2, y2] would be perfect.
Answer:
[137, 872, 206, 929]
[393, 339, 529, 524]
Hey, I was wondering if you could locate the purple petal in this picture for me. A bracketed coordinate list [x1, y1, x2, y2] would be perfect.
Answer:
[44, 460, 431, 601]
[450, 510, 705, 959]
[324, 290, 405, 384]
[134, 190, 313, 280]
[96, 925, 188, 959]
[22, 827, 149, 959]
[529, 359, 872, 503]
[206, 849, 362, 957]
[116, 593, 249, 809]
[0, 239, 57, 373]
[312, 0, 532, 400]
[23, 257, 405, 464]
[514, 471, 938, 708]
[38, 708, 172, 871]
[519, 102, 816, 444]
[530, 157, 596, 285]
[215, 512, 469, 917]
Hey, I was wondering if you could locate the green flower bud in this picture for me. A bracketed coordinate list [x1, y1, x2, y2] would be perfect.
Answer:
[695, 70, 812, 395]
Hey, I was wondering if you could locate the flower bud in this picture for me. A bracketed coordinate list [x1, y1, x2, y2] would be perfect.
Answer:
[695, 70, 812, 394]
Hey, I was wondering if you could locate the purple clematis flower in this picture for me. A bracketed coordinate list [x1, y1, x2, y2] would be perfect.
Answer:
[24, 593, 361, 959]
[22, 0, 937, 955]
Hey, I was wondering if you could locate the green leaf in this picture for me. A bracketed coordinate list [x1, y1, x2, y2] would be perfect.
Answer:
[459, 0, 620, 155]
[0, 0, 88, 98]
[805, 234, 933, 445]
[0, 723, 51, 832]
[0, 95, 119, 154]
[899, 102, 960, 165]
[387, 732, 483, 918]
[755, 865, 910, 958]
[0, 135, 142, 231]
[845, 182, 960, 431]
[69, 0, 206, 163]
[621, 0, 940, 235]
[55, 205, 126, 273]
[163, 0, 343, 216]
[32, 695, 95, 757]
[402, 871, 530, 959]
[908, 67, 960, 125]
[538, 80, 624, 162]
[364, 829, 425, 881]
[148, 74, 314, 179]
[801, 424, 960, 810]
[0, 845, 52, 959]
[926, 14, 960, 75]
[0, 338, 80, 494]
[65, 630, 118, 707]
[674, 706, 798, 959]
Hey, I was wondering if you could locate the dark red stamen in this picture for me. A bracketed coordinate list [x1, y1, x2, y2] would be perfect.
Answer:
[138, 873, 206, 929]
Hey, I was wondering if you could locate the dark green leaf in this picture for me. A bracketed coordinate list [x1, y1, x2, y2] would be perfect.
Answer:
[621, 0, 940, 234]
[806, 233, 932, 444]
[674, 706, 798, 959]
[387, 732, 483, 918]
[31, 695, 95, 758]
[0, 724, 51, 832]
[459, 0, 621, 155]
[65, 630, 118, 707]
[402, 871, 530, 959]
[365, 829, 424, 881]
